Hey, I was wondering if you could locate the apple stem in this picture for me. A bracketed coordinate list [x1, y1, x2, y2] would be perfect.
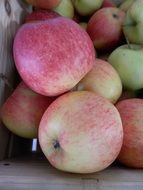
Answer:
[125, 36, 132, 49]
[0, 73, 13, 91]
[53, 139, 60, 149]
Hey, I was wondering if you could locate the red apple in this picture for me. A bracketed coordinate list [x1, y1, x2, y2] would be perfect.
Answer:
[26, 0, 61, 9]
[25, 10, 60, 23]
[13, 17, 95, 96]
[39, 91, 123, 173]
[74, 59, 122, 103]
[87, 7, 125, 51]
[116, 98, 143, 168]
[0, 82, 55, 138]
[101, 0, 116, 8]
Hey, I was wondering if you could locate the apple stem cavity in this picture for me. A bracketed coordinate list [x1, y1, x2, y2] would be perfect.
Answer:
[112, 13, 118, 19]
[53, 139, 60, 149]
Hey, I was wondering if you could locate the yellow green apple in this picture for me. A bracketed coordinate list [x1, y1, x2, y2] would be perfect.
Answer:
[123, 0, 143, 44]
[108, 44, 143, 90]
[53, 0, 74, 19]
[74, 59, 122, 104]
[73, 0, 104, 16]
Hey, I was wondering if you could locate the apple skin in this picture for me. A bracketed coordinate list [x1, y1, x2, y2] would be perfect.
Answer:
[13, 17, 95, 96]
[123, 0, 143, 44]
[108, 44, 143, 91]
[26, 0, 61, 9]
[116, 98, 143, 168]
[38, 91, 123, 173]
[74, 59, 122, 104]
[0, 82, 55, 139]
[119, 0, 134, 12]
[73, 0, 104, 16]
[25, 10, 60, 23]
[53, 0, 74, 19]
[101, 0, 116, 8]
[87, 7, 125, 51]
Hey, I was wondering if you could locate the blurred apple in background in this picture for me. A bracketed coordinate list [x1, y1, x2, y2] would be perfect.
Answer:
[87, 7, 125, 51]
[0, 82, 55, 139]
[53, 0, 74, 19]
[13, 17, 95, 96]
[74, 59, 122, 104]
[26, 0, 61, 9]
[101, 0, 116, 8]
[119, 0, 134, 12]
[108, 44, 143, 91]
[39, 91, 123, 173]
[25, 10, 60, 23]
[73, 0, 104, 16]
[116, 98, 143, 168]
[123, 0, 143, 44]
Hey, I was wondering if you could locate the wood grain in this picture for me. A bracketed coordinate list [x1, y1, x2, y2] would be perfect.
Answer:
[0, 158, 142, 190]
[0, 0, 30, 160]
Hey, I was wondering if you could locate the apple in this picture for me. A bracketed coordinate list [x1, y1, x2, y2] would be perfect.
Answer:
[13, 17, 95, 96]
[73, 59, 122, 104]
[0, 82, 55, 138]
[123, 0, 143, 44]
[73, 0, 104, 16]
[101, 0, 116, 8]
[39, 91, 123, 173]
[119, 0, 134, 12]
[116, 98, 143, 168]
[87, 7, 125, 51]
[108, 44, 143, 91]
[25, 0, 61, 9]
[53, 0, 74, 19]
[25, 10, 60, 23]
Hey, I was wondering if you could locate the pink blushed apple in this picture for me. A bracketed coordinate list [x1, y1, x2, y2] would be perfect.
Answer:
[0, 82, 55, 138]
[101, 0, 116, 8]
[74, 59, 122, 103]
[25, 10, 60, 23]
[116, 98, 143, 168]
[39, 91, 123, 173]
[87, 7, 125, 51]
[13, 17, 95, 96]
[26, 0, 61, 9]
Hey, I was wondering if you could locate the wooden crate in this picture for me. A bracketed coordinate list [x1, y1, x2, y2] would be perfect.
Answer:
[0, 0, 143, 189]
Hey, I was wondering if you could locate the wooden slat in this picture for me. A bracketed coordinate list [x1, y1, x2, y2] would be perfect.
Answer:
[0, 158, 142, 190]
[0, 0, 31, 160]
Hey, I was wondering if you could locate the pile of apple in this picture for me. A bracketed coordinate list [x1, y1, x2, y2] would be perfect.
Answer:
[1, 0, 143, 173]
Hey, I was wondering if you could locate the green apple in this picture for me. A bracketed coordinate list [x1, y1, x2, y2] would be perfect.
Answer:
[73, 0, 104, 16]
[119, 0, 134, 12]
[108, 44, 143, 90]
[53, 0, 74, 19]
[123, 0, 143, 44]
